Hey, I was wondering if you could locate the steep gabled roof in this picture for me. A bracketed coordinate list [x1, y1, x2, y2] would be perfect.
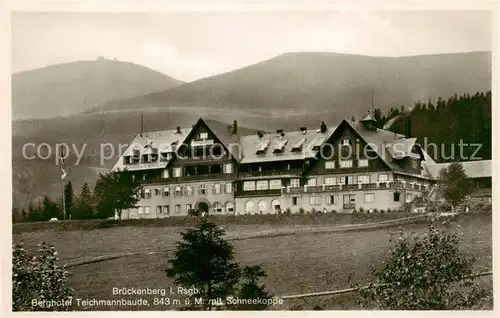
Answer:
[239, 126, 337, 164]
[112, 127, 192, 171]
[203, 119, 243, 161]
[346, 120, 435, 177]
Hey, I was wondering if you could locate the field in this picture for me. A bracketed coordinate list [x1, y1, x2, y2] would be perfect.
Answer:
[13, 212, 492, 310]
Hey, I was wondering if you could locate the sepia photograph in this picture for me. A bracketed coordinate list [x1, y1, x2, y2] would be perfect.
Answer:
[8, 8, 494, 313]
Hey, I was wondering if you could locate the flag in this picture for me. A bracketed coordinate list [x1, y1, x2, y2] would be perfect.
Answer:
[59, 156, 67, 180]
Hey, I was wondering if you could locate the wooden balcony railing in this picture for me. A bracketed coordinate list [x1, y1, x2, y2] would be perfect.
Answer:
[238, 169, 302, 178]
[235, 189, 282, 197]
[139, 173, 235, 185]
[281, 182, 424, 194]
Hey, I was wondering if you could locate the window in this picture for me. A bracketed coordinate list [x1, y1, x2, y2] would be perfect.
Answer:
[243, 181, 255, 191]
[256, 180, 269, 190]
[339, 176, 354, 185]
[358, 159, 369, 168]
[174, 204, 181, 214]
[163, 205, 170, 215]
[173, 167, 182, 177]
[309, 196, 322, 205]
[271, 199, 281, 211]
[144, 188, 151, 198]
[292, 197, 298, 206]
[325, 161, 336, 169]
[156, 206, 162, 214]
[185, 186, 194, 196]
[162, 187, 169, 197]
[378, 173, 389, 182]
[143, 172, 147, 181]
[406, 193, 413, 203]
[342, 139, 350, 146]
[200, 132, 208, 139]
[290, 179, 300, 188]
[144, 206, 150, 214]
[326, 195, 338, 205]
[174, 186, 182, 196]
[225, 202, 234, 213]
[258, 200, 267, 213]
[225, 183, 233, 194]
[154, 189, 161, 196]
[357, 175, 370, 184]
[199, 184, 207, 195]
[412, 160, 420, 169]
[364, 193, 375, 203]
[340, 160, 353, 168]
[270, 179, 282, 190]
[223, 163, 233, 174]
[186, 204, 193, 213]
[393, 192, 401, 202]
[307, 178, 317, 186]
[213, 184, 222, 194]
[244, 201, 255, 213]
[138, 207, 144, 215]
[213, 202, 223, 213]
[325, 177, 336, 185]
[161, 169, 169, 179]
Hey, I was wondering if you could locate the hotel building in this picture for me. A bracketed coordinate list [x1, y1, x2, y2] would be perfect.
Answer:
[112, 116, 490, 219]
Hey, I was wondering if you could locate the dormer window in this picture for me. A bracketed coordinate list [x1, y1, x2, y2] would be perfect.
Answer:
[256, 140, 270, 155]
[291, 138, 306, 152]
[342, 139, 351, 146]
[273, 139, 288, 154]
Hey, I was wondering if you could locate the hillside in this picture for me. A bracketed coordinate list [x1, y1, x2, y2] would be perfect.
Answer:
[12, 59, 183, 120]
[89, 51, 491, 118]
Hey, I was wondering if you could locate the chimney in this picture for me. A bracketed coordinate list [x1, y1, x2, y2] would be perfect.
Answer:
[232, 120, 238, 135]
[406, 117, 412, 138]
[320, 121, 327, 133]
[176, 126, 181, 134]
[276, 129, 283, 134]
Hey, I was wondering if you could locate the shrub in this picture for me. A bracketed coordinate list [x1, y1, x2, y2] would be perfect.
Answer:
[373, 208, 379, 213]
[299, 208, 305, 214]
[285, 208, 291, 215]
[311, 208, 316, 214]
[331, 209, 337, 214]
[358, 216, 487, 310]
[96, 219, 118, 229]
[13, 242, 73, 311]
[380, 209, 385, 214]
[387, 208, 392, 213]
[359, 207, 364, 213]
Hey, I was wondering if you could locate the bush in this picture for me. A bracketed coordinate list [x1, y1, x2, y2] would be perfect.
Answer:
[299, 208, 305, 214]
[285, 208, 291, 215]
[13, 242, 73, 311]
[358, 216, 486, 310]
[387, 208, 392, 213]
[373, 208, 379, 213]
[380, 209, 385, 214]
[96, 219, 118, 229]
[359, 207, 364, 213]
[311, 208, 316, 214]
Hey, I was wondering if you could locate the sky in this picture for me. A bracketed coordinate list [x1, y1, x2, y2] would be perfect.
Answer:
[11, 11, 492, 82]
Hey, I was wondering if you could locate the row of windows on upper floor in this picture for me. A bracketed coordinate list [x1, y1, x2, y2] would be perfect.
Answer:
[134, 201, 234, 216]
[241, 174, 429, 191]
[140, 183, 234, 198]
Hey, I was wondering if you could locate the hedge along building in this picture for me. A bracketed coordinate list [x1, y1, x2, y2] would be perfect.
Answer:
[113, 116, 453, 219]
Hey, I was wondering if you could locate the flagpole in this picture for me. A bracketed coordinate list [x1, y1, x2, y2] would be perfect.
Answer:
[62, 179, 66, 220]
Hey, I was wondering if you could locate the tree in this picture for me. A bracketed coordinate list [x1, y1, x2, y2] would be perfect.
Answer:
[73, 182, 95, 220]
[358, 216, 486, 309]
[93, 169, 141, 220]
[64, 181, 74, 220]
[12, 242, 73, 311]
[438, 162, 473, 212]
[230, 265, 270, 310]
[165, 216, 270, 310]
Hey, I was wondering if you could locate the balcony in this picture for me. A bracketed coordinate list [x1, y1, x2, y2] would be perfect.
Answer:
[238, 169, 302, 178]
[282, 182, 421, 194]
[139, 173, 236, 185]
[235, 189, 282, 197]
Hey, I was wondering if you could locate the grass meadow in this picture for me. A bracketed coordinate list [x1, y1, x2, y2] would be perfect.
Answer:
[12, 212, 492, 310]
